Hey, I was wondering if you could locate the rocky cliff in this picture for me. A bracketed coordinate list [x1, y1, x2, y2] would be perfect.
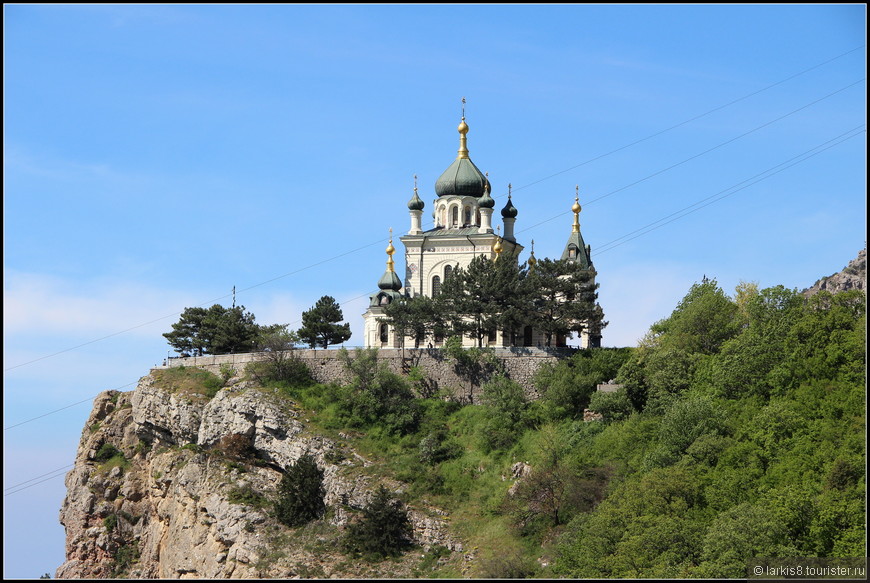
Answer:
[803, 248, 866, 297]
[56, 373, 465, 579]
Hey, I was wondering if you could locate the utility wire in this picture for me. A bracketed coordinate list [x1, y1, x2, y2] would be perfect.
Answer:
[593, 126, 866, 255]
[4, 464, 74, 496]
[7, 72, 863, 375]
[5, 124, 862, 436]
[505, 45, 865, 197]
[3, 381, 137, 430]
[4, 46, 865, 503]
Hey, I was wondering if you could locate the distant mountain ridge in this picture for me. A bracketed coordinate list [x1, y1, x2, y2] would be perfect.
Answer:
[803, 248, 866, 297]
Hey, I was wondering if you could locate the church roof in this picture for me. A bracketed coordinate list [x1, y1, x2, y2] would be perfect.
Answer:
[561, 231, 593, 269]
[435, 157, 489, 198]
[434, 117, 490, 198]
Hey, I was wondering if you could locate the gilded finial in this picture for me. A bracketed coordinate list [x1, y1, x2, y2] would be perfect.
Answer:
[528, 239, 537, 269]
[457, 98, 469, 159]
[386, 228, 396, 272]
[493, 226, 503, 258]
[572, 186, 582, 233]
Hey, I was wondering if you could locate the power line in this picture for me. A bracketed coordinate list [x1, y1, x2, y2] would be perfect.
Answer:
[517, 78, 865, 236]
[502, 45, 865, 198]
[3, 381, 136, 430]
[4, 55, 864, 375]
[4, 464, 74, 496]
[593, 126, 866, 255]
[5, 47, 865, 507]
[5, 124, 862, 435]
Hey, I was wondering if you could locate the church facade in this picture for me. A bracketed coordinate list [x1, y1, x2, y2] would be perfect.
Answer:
[362, 113, 600, 350]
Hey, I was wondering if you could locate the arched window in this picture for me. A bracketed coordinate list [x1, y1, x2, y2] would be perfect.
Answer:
[451, 206, 459, 227]
[432, 275, 441, 297]
[568, 245, 577, 259]
[444, 265, 453, 281]
[379, 323, 389, 343]
[379, 294, 390, 305]
[464, 206, 472, 225]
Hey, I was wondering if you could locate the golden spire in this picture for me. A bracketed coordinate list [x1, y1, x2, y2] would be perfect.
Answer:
[386, 228, 396, 272]
[457, 97, 469, 160]
[572, 185, 582, 233]
[493, 225, 503, 258]
[528, 239, 537, 269]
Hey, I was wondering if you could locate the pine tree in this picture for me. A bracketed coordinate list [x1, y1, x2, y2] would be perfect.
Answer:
[297, 295, 352, 349]
[273, 454, 325, 527]
[343, 485, 412, 559]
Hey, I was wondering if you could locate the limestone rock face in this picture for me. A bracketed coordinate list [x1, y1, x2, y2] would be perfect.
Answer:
[57, 376, 462, 579]
[804, 248, 866, 297]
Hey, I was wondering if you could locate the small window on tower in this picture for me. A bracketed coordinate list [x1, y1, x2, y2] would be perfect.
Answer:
[451, 206, 459, 227]
[464, 206, 471, 225]
[379, 323, 389, 343]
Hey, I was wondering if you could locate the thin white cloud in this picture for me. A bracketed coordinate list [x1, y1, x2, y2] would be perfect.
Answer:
[3, 270, 196, 339]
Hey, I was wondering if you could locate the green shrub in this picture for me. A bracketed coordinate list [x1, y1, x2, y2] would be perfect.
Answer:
[337, 348, 420, 435]
[110, 541, 140, 577]
[418, 428, 461, 465]
[343, 485, 413, 560]
[479, 375, 530, 452]
[535, 348, 633, 420]
[227, 484, 268, 508]
[246, 351, 313, 386]
[219, 363, 237, 384]
[588, 389, 633, 422]
[273, 454, 326, 527]
[103, 514, 118, 532]
[93, 443, 123, 463]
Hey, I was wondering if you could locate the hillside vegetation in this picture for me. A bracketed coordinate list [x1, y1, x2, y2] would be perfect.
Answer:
[254, 279, 865, 578]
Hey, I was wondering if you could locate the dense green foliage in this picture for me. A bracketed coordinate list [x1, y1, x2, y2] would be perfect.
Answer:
[273, 454, 326, 527]
[163, 304, 261, 356]
[297, 295, 352, 349]
[551, 283, 865, 578]
[343, 485, 413, 560]
[245, 327, 313, 386]
[384, 255, 604, 347]
[253, 280, 864, 577]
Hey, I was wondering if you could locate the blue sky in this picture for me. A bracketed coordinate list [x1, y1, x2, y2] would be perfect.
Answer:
[3, 4, 865, 577]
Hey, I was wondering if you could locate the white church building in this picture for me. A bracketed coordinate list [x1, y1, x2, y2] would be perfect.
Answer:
[362, 112, 600, 350]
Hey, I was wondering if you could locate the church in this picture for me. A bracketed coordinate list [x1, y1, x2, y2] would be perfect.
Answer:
[362, 110, 600, 350]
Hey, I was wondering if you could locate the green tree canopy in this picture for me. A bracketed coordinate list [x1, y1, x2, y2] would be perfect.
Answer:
[343, 485, 413, 560]
[163, 304, 259, 356]
[273, 454, 326, 527]
[297, 295, 352, 349]
[528, 258, 603, 347]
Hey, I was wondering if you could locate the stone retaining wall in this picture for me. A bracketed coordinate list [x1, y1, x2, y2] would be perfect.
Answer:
[156, 347, 573, 404]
